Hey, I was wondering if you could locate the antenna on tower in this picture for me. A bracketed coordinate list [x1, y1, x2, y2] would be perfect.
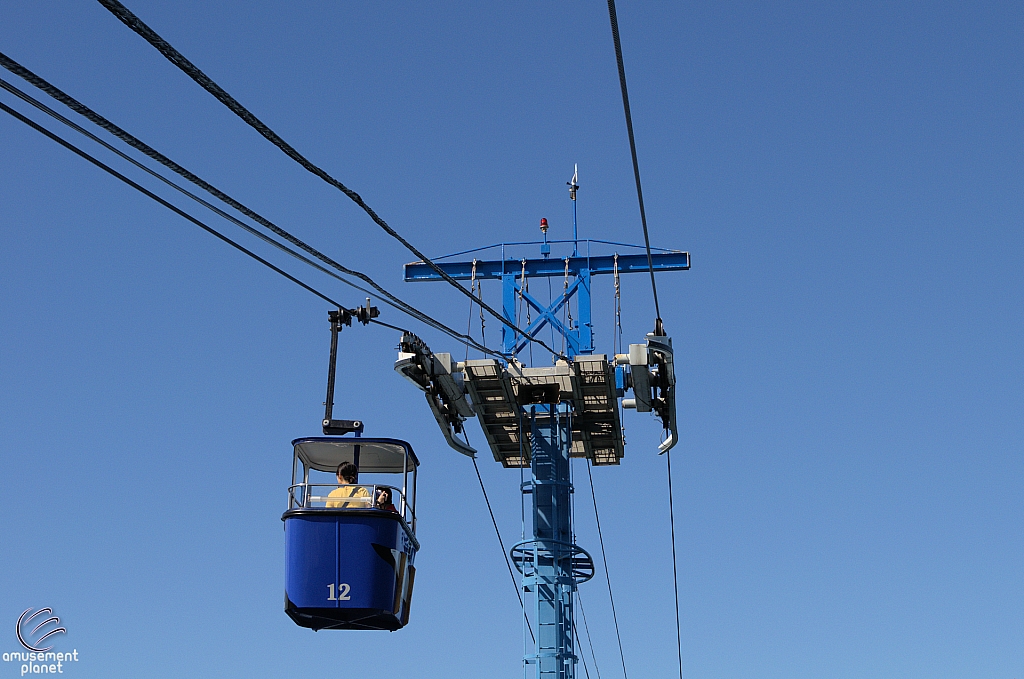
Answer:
[568, 164, 579, 256]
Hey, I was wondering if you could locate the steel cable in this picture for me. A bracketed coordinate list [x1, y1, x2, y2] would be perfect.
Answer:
[577, 591, 604, 679]
[574, 619, 592, 679]
[606, 0, 662, 327]
[666, 449, 684, 679]
[471, 455, 535, 644]
[607, 6, 685, 673]
[0, 51, 498, 358]
[97, 0, 564, 358]
[586, 463, 629, 679]
[0, 99, 347, 309]
[0, 95, 492, 361]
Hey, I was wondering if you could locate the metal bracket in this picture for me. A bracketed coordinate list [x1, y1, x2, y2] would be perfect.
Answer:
[646, 332, 677, 453]
[619, 332, 678, 453]
[322, 301, 378, 435]
[394, 332, 477, 457]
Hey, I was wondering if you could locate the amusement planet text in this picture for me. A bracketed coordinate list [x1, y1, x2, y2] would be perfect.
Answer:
[2, 650, 79, 675]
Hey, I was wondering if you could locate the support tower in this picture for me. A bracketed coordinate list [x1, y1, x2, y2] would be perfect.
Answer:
[395, 203, 687, 678]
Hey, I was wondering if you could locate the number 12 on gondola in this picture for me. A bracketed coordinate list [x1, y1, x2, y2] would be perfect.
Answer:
[327, 583, 352, 601]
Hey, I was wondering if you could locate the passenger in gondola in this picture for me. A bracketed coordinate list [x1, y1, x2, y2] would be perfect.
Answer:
[375, 487, 398, 513]
[326, 462, 370, 508]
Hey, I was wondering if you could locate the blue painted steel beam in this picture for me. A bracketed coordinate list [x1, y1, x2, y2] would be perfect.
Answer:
[404, 251, 689, 282]
[528, 404, 574, 679]
[502, 273, 593, 358]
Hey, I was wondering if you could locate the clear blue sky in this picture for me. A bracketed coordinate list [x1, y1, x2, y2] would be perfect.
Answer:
[1, 2, 1021, 677]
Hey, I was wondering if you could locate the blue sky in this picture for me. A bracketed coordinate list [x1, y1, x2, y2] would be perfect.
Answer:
[1, 1, 1021, 677]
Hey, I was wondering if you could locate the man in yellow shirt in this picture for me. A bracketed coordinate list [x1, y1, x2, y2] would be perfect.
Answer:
[326, 462, 370, 508]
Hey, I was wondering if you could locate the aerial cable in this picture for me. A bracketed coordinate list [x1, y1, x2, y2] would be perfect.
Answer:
[0, 65, 501, 360]
[470, 454, 535, 644]
[367, 318, 413, 334]
[606, 0, 662, 331]
[516, 259, 527, 352]
[0, 76, 367, 304]
[464, 260, 477, 362]
[0, 52, 499, 359]
[97, 0, 564, 358]
[612, 254, 623, 356]
[573, 619, 592, 679]
[0, 87, 497, 362]
[607, 7, 683, 669]
[0, 52, 376, 296]
[586, 463, 629, 679]
[570, 460, 593, 679]
[577, 591, 604, 679]
[465, 259, 487, 356]
[477, 275, 487, 350]
[547, 277, 556, 357]
[466, 261, 477, 364]
[0, 95, 497, 358]
[666, 449, 684, 679]
[525, 270, 534, 366]
[0, 99, 347, 309]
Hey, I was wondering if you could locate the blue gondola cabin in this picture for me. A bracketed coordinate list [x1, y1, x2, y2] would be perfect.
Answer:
[283, 437, 419, 631]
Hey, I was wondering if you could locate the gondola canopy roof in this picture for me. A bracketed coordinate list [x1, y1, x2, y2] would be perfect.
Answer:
[292, 437, 418, 473]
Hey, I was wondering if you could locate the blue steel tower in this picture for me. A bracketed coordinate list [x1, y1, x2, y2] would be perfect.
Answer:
[394, 186, 688, 678]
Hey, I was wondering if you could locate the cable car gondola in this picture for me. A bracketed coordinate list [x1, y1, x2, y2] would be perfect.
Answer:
[283, 304, 418, 631]
[283, 435, 419, 631]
